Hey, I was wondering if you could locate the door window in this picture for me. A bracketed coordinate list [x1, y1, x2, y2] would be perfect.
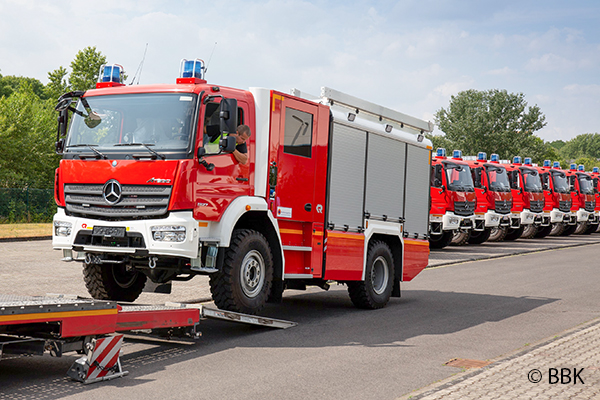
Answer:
[283, 107, 313, 158]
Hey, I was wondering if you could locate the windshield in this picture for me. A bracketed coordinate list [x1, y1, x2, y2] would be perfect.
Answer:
[66, 93, 197, 154]
[578, 175, 595, 195]
[551, 171, 569, 194]
[522, 168, 543, 193]
[485, 165, 511, 192]
[444, 162, 474, 192]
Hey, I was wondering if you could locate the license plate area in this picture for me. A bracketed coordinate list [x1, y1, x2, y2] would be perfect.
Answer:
[92, 226, 126, 237]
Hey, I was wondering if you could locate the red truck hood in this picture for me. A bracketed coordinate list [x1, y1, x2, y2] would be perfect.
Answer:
[59, 159, 180, 185]
[450, 190, 476, 203]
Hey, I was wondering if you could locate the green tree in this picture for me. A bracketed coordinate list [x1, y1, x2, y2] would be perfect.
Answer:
[549, 140, 566, 151]
[434, 89, 547, 161]
[559, 133, 600, 161]
[0, 74, 46, 99]
[68, 46, 107, 91]
[0, 84, 59, 188]
[45, 66, 69, 101]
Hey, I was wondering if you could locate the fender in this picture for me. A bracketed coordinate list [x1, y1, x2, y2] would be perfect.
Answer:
[361, 220, 403, 281]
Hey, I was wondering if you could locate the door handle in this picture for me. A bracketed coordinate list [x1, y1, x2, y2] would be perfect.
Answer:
[304, 203, 312, 212]
[236, 177, 249, 182]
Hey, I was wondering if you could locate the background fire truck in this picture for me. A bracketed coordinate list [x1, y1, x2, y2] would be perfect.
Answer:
[52, 60, 433, 315]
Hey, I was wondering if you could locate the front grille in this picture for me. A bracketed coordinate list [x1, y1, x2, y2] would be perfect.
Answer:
[585, 201, 595, 212]
[559, 200, 571, 212]
[64, 183, 172, 220]
[454, 201, 475, 216]
[74, 230, 146, 248]
[529, 200, 544, 213]
[495, 200, 512, 214]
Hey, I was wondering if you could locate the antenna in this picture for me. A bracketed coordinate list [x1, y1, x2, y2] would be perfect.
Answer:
[204, 42, 217, 76]
[130, 43, 148, 85]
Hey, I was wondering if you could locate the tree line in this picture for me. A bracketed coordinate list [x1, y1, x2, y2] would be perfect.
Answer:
[0, 46, 106, 188]
[430, 89, 600, 170]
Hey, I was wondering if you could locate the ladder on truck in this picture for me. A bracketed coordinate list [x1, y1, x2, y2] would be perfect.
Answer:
[0, 294, 296, 384]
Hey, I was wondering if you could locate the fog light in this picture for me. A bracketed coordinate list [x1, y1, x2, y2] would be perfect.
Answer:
[491, 215, 499, 223]
[449, 217, 460, 225]
[151, 226, 186, 242]
[54, 221, 72, 237]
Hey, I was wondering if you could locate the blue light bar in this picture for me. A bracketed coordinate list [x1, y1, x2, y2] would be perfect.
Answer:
[524, 157, 532, 165]
[578, 164, 585, 171]
[594, 167, 599, 173]
[477, 152, 487, 161]
[570, 163, 577, 170]
[99, 64, 123, 83]
[452, 150, 462, 159]
[543, 160, 551, 167]
[180, 58, 204, 79]
[513, 156, 522, 164]
[553, 161, 561, 168]
[436, 148, 446, 157]
[490, 154, 499, 162]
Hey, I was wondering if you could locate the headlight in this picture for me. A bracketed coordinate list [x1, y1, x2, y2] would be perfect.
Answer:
[526, 214, 534, 220]
[54, 221, 72, 237]
[151, 226, 186, 242]
[449, 217, 460, 225]
[430, 215, 443, 222]
[490, 215, 499, 223]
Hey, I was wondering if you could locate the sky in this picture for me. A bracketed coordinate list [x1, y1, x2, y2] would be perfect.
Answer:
[1, 0, 599, 142]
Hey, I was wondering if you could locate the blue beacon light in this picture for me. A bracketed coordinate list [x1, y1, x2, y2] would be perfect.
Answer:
[477, 152, 487, 161]
[513, 156, 522, 164]
[452, 150, 462, 159]
[543, 160, 551, 167]
[553, 161, 561, 168]
[490, 154, 499, 162]
[436, 148, 446, 157]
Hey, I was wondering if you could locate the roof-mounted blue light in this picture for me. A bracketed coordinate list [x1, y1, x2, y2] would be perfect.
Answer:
[477, 152, 487, 161]
[553, 161, 561, 168]
[524, 157, 532, 165]
[570, 163, 577, 170]
[513, 156, 522, 164]
[543, 160, 551, 167]
[180, 58, 204, 79]
[436, 148, 446, 157]
[578, 164, 585, 171]
[490, 153, 499, 162]
[594, 167, 599, 173]
[98, 64, 124, 83]
[452, 150, 462, 159]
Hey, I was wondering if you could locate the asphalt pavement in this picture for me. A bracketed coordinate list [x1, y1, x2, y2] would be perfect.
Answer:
[0, 235, 599, 399]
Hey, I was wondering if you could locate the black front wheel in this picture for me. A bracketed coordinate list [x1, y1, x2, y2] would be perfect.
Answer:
[468, 228, 491, 244]
[83, 263, 146, 302]
[209, 229, 273, 315]
[347, 241, 394, 309]
[429, 231, 453, 249]
[504, 226, 524, 241]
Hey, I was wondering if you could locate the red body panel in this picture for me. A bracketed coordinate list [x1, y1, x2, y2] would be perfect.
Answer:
[323, 231, 364, 281]
[403, 239, 429, 281]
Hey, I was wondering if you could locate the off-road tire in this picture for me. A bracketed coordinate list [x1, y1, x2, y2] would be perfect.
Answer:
[549, 223, 565, 236]
[520, 224, 538, 239]
[504, 226, 524, 241]
[584, 223, 599, 235]
[574, 222, 588, 235]
[209, 229, 273, 315]
[83, 263, 146, 302]
[429, 231, 453, 249]
[534, 224, 553, 238]
[468, 228, 491, 245]
[347, 241, 394, 309]
[560, 223, 577, 236]
[488, 226, 508, 242]
[450, 230, 471, 246]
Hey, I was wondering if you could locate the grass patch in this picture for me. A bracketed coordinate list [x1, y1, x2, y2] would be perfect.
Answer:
[0, 223, 52, 239]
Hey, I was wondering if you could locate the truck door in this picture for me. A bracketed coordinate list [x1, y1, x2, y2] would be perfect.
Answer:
[271, 95, 326, 278]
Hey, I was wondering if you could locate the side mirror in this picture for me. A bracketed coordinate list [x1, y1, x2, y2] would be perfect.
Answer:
[433, 178, 442, 187]
[55, 97, 72, 112]
[196, 147, 215, 171]
[55, 138, 65, 154]
[438, 185, 446, 194]
[219, 98, 238, 135]
[220, 135, 237, 153]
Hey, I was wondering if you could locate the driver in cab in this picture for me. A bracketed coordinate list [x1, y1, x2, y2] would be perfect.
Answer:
[228, 124, 251, 165]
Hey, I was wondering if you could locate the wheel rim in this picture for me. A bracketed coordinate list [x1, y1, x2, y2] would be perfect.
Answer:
[371, 255, 389, 295]
[111, 265, 138, 289]
[240, 250, 265, 298]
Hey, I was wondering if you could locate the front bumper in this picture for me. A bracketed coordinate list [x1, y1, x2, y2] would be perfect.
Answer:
[52, 208, 204, 259]
[550, 209, 577, 225]
[520, 209, 544, 225]
[577, 209, 599, 223]
[430, 212, 476, 233]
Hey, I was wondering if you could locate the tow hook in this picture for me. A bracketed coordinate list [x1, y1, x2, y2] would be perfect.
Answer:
[149, 257, 158, 269]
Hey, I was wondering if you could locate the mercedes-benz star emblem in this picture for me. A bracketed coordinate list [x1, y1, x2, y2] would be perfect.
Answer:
[103, 180, 122, 205]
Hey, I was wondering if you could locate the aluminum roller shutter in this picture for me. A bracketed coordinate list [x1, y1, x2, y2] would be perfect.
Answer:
[403, 145, 431, 238]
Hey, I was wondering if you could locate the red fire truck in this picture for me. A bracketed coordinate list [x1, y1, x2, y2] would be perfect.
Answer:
[567, 164, 599, 234]
[538, 161, 577, 236]
[52, 60, 433, 315]
[429, 149, 476, 249]
[590, 166, 600, 233]
[504, 157, 548, 239]
[460, 152, 512, 244]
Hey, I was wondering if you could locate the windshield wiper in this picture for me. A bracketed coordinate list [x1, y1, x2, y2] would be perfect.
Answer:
[67, 144, 108, 159]
[114, 143, 166, 160]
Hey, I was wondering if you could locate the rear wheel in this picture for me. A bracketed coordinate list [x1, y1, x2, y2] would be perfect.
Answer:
[209, 229, 273, 315]
[429, 231, 453, 249]
[504, 226, 524, 241]
[451, 230, 471, 246]
[468, 229, 491, 245]
[83, 263, 146, 302]
[347, 241, 394, 309]
[560, 224, 577, 236]
[534, 224, 553, 238]
[520, 224, 538, 239]
[488, 226, 507, 242]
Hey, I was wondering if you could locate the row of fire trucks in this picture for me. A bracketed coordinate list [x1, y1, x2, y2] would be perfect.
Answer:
[429, 148, 600, 249]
